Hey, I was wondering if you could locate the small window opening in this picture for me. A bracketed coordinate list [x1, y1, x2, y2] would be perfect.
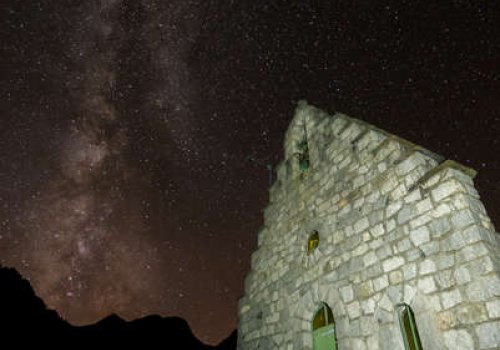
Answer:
[293, 120, 310, 177]
[297, 139, 310, 173]
[307, 230, 319, 255]
[397, 303, 423, 350]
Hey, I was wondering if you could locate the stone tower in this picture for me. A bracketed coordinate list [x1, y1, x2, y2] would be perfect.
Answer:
[237, 102, 500, 349]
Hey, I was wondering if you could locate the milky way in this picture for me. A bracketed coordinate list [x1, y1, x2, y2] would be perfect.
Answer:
[4, 0, 162, 325]
[2, 0, 499, 344]
[1, 0, 214, 336]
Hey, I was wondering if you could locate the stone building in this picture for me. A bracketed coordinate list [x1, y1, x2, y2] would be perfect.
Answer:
[237, 102, 500, 349]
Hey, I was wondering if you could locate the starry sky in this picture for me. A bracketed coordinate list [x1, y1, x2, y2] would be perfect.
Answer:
[1, 0, 499, 345]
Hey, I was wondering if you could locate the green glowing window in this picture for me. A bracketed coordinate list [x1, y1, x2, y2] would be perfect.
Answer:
[307, 230, 319, 255]
[397, 303, 423, 350]
[313, 303, 337, 350]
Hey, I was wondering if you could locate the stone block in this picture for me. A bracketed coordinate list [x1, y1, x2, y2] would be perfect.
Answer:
[396, 238, 412, 253]
[476, 322, 500, 349]
[353, 175, 365, 189]
[397, 206, 414, 224]
[456, 303, 487, 324]
[429, 216, 451, 238]
[376, 245, 393, 260]
[443, 329, 474, 350]
[437, 311, 457, 330]
[450, 209, 477, 229]
[373, 275, 389, 292]
[369, 238, 384, 250]
[386, 285, 402, 303]
[382, 256, 405, 272]
[368, 209, 384, 225]
[302, 331, 313, 348]
[465, 281, 488, 302]
[386, 201, 402, 218]
[435, 254, 455, 270]
[482, 274, 500, 297]
[486, 300, 500, 318]
[403, 263, 417, 280]
[409, 214, 432, 229]
[462, 225, 489, 245]
[454, 266, 471, 285]
[350, 338, 367, 350]
[362, 232, 371, 242]
[404, 284, 417, 302]
[440, 289, 462, 309]
[385, 218, 396, 232]
[378, 294, 393, 312]
[467, 196, 488, 215]
[404, 189, 422, 203]
[410, 226, 430, 246]
[435, 270, 456, 289]
[419, 259, 437, 275]
[340, 285, 354, 303]
[391, 183, 407, 199]
[380, 175, 399, 194]
[457, 243, 489, 264]
[389, 270, 403, 284]
[357, 280, 374, 298]
[415, 198, 433, 215]
[469, 256, 499, 276]
[442, 231, 462, 251]
[418, 276, 437, 294]
[336, 316, 349, 334]
[431, 180, 463, 202]
[396, 153, 425, 176]
[354, 217, 370, 233]
[465, 275, 500, 301]
[420, 241, 440, 256]
[370, 223, 385, 237]
[361, 297, 376, 314]
[431, 203, 452, 218]
[366, 263, 383, 278]
[346, 301, 361, 319]
[353, 243, 369, 256]
[363, 251, 378, 267]
[378, 324, 403, 348]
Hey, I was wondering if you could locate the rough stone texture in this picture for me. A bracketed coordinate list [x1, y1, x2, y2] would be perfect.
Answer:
[237, 102, 500, 349]
[443, 329, 474, 350]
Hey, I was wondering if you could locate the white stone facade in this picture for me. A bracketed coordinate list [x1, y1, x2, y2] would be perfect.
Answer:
[237, 102, 500, 349]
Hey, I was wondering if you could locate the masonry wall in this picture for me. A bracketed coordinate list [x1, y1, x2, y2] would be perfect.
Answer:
[237, 102, 500, 350]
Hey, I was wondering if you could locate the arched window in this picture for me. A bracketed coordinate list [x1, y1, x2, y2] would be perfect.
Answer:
[292, 121, 310, 179]
[307, 230, 320, 255]
[396, 303, 423, 350]
[312, 303, 338, 350]
[297, 139, 310, 173]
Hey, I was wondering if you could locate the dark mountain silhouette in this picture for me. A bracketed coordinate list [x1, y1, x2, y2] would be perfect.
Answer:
[216, 329, 238, 350]
[0, 266, 236, 349]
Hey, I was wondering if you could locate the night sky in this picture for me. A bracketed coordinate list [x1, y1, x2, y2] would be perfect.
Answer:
[1, 0, 499, 344]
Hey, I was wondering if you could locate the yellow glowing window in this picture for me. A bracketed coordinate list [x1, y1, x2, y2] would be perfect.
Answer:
[313, 303, 334, 330]
[308, 230, 319, 255]
[397, 303, 423, 350]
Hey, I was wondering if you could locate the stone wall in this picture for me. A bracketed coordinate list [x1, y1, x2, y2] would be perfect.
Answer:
[237, 102, 500, 349]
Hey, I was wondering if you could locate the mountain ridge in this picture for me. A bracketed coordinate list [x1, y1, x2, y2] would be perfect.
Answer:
[0, 266, 236, 349]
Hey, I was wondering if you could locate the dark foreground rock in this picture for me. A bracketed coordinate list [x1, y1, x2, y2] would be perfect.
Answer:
[0, 266, 236, 349]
